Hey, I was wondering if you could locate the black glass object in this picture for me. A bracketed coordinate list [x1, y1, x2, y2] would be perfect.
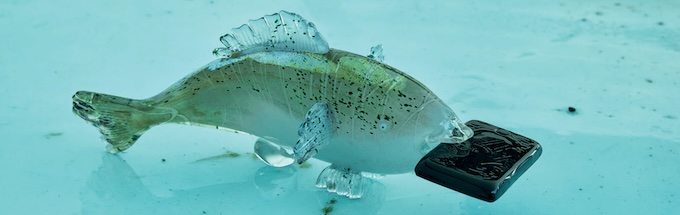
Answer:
[415, 120, 542, 202]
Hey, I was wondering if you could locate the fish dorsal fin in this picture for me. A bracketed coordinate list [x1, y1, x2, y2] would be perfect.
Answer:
[213, 11, 329, 58]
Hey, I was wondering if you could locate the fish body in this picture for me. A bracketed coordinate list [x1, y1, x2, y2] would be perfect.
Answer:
[167, 49, 465, 173]
[73, 11, 472, 197]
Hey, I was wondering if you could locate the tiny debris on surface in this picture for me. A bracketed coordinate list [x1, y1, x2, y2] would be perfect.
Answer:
[322, 198, 337, 215]
[322, 206, 333, 215]
[564, 106, 577, 115]
[299, 162, 312, 168]
[193, 151, 242, 163]
[44, 132, 63, 139]
[226, 151, 240, 157]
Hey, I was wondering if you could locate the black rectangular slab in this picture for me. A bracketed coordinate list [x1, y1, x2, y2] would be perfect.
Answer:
[415, 120, 542, 202]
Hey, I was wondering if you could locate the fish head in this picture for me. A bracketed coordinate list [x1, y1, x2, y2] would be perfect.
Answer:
[416, 101, 474, 155]
[313, 99, 473, 173]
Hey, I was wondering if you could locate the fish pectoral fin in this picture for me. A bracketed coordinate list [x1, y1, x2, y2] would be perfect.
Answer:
[367, 44, 384, 62]
[294, 102, 335, 164]
[213, 10, 329, 58]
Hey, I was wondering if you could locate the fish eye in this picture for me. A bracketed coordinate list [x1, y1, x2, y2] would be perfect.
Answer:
[378, 119, 391, 131]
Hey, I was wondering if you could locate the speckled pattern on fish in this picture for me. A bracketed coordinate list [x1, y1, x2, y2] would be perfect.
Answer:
[72, 10, 473, 199]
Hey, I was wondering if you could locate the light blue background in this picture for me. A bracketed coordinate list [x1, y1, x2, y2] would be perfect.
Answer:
[1, 0, 678, 214]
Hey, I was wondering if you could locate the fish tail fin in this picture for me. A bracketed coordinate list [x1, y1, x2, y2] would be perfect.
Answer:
[72, 91, 175, 153]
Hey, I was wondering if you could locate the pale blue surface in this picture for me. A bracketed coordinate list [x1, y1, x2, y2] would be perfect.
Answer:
[1, 0, 679, 214]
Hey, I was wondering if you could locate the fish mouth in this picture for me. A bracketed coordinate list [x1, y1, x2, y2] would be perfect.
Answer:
[72, 91, 97, 122]
[435, 117, 474, 144]
[449, 120, 474, 143]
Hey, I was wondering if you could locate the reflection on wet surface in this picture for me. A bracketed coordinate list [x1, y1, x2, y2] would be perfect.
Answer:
[81, 152, 387, 214]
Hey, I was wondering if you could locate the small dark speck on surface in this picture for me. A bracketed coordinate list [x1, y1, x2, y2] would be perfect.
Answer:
[645, 79, 653, 83]
[193, 151, 241, 163]
[579, 188, 583, 191]
[299, 162, 312, 169]
[44, 132, 63, 139]
[322, 206, 333, 215]
[663, 115, 676, 120]
[567, 106, 577, 114]
[162, 158, 166, 162]
[657, 22, 664, 26]
[595, 11, 603, 16]
[226, 151, 240, 157]
[322, 198, 337, 215]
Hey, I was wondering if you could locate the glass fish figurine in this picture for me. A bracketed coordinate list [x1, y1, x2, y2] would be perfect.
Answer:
[72, 11, 473, 199]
